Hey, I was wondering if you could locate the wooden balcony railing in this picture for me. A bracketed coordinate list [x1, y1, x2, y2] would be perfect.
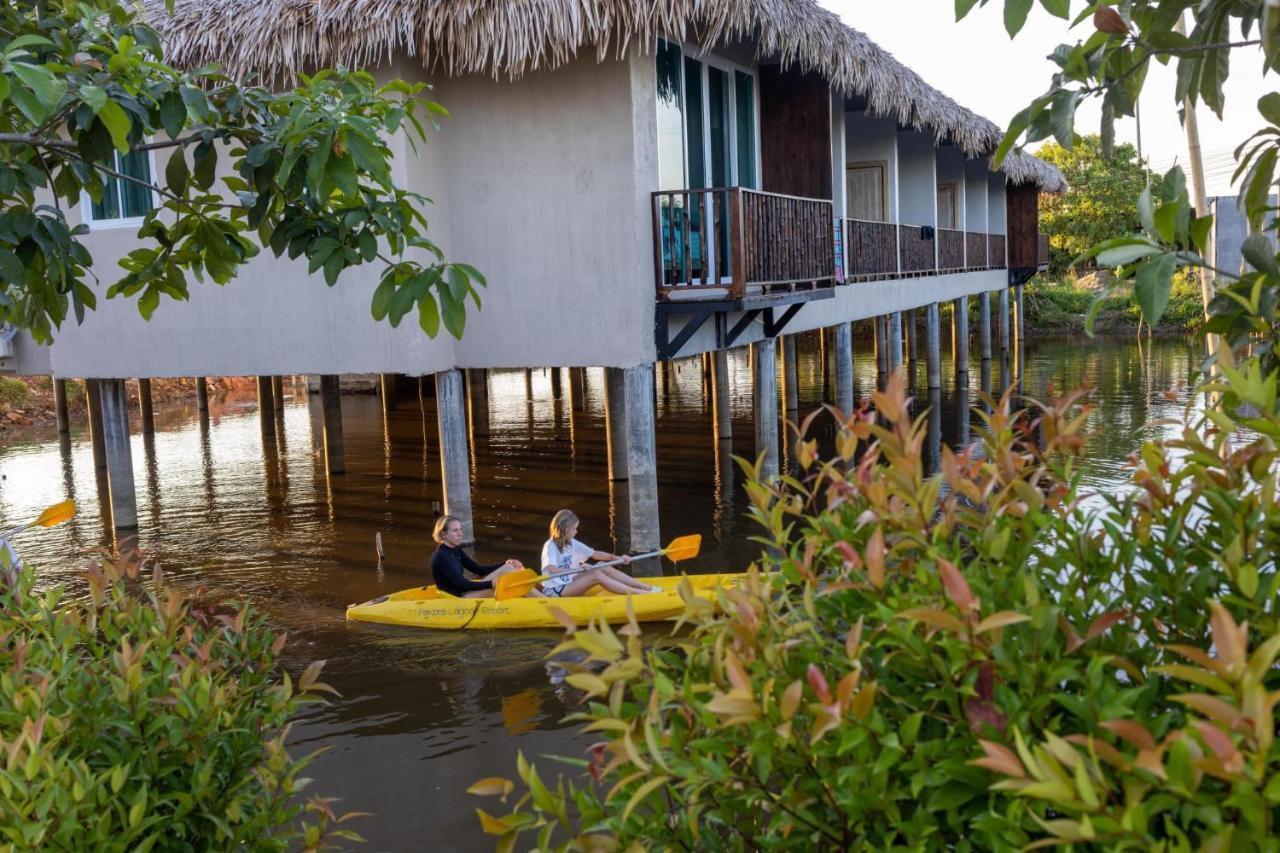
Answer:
[989, 234, 1007, 269]
[1037, 233, 1050, 268]
[844, 219, 897, 278]
[966, 232, 988, 269]
[938, 228, 965, 271]
[899, 225, 936, 273]
[652, 187, 833, 299]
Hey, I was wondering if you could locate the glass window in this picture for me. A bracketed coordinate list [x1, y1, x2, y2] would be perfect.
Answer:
[683, 57, 704, 190]
[707, 66, 730, 189]
[91, 150, 154, 223]
[656, 40, 686, 192]
[734, 71, 755, 188]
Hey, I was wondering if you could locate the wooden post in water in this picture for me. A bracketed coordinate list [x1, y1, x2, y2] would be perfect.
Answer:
[752, 338, 779, 480]
[1016, 283, 1026, 351]
[980, 292, 992, 361]
[53, 378, 69, 434]
[604, 367, 628, 481]
[926, 302, 942, 389]
[466, 369, 489, 439]
[272, 375, 285, 412]
[380, 374, 397, 412]
[195, 377, 209, 414]
[907, 309, 918, 364]
[711, 349, 732, 441]
[85, 379, 108, 474]
[550, 367, 563, 400]
[435, 368, 474, 545]
[256, 376, 275, 432]
[137, 378, 155, 435]
[782, 335, 799, 415]
[889, 311, 904, 373]
[319, 375, 345, 474]
[954, 295, 970, 383]
[569, 367, 586, 412]
[98, 379, 138, 530]
[999, 287, 1010, 354]
[623, 364, 660, 561]
[834, 323, 854, 416]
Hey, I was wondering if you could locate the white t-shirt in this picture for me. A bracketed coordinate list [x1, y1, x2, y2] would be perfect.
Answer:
[540, 538, 595, 592]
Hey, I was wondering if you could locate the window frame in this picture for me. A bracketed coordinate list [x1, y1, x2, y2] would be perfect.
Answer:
[81, 147, 159, 231]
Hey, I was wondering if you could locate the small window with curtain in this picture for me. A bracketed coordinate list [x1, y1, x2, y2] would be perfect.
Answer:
[85, 149, 155, 228]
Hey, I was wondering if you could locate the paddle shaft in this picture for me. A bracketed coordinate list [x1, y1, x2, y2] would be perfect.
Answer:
[504, 548, 660, 592]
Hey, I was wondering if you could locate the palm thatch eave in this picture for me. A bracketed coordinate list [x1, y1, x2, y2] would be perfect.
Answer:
[143, 0, 1064, 192]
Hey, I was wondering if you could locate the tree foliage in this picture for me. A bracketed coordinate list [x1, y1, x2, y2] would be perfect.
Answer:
[1036, 135, 1155, 272]
[0, 0, 482, 344]
[0, 550, 362, 850]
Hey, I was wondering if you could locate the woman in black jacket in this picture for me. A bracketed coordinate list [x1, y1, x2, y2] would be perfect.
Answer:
[429, 514, 523, 598]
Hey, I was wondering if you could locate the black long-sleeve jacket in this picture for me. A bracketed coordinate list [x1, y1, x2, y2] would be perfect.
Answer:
[430, 545, 502, 596]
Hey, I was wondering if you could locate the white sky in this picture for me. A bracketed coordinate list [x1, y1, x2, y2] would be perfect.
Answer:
[821, 0, 1272, 196]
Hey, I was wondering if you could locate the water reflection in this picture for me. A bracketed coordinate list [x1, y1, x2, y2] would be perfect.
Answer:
[0, 331, 1205, 849]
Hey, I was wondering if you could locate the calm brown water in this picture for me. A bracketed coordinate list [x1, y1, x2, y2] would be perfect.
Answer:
[0, 330, 1204, 850]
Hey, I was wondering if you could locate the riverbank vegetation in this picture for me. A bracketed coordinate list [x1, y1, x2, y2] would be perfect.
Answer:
[0, 550, 362, 849]
[1023, 272, 1203, 335]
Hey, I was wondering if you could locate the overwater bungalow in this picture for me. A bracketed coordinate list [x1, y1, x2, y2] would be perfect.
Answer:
[4, 0, 1063, 548]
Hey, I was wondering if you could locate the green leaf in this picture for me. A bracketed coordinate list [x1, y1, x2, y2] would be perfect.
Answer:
[1260, 93, 1280, 127]
[165, 150, 189, 196]
[159, 91, 186, 139]
[1133, 253, 1176, 326]
[370, 277, 395, 321]
[955, 0, 980, 21]
[97, 100, 133, 153]
[418, 294, 440, 337]
[1095, 241, 1158, 268]
[927, 782, 975, 811]
[0, 248, 22, 282]
[193, 143, 217, 191]
[1190, 215, 1213, 255]
[1137, 187, 1156, 235]
[80, 84, 106, 113]
[179, 85, 210, 122]
[138, 287, 159, 320]
[441, 291, 466, 339]
[10, 62, 66, 122]
[1242, 234, 1280, 277]
[1038, 0, 1069, 19]
[1004, 0, 1034, 37]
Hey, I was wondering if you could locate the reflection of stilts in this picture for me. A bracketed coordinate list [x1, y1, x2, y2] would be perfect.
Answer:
[713, 437, 735, 542]
[925, 388, 942, 477]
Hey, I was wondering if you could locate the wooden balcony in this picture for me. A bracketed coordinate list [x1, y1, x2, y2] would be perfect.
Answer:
[899, 225, 936, 273]
[652, 187, 834, 301]
[966, 232, 988, 270]
[938, 229, 965, 272]
[844, 219, 897, 278]
[989, 234, 1007, 269]
[1037, 234, 1049, 269]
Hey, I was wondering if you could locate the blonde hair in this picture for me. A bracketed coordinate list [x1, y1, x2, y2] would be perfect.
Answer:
[433, 514, 461, 544]
[549, 509, 579, 549]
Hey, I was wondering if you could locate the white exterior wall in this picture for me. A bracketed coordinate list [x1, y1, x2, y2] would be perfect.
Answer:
[936, 147, 967, 231]
[896, 132, 937, 227]
[844, 113, 899, 222]
[39, 51, 655, 378]
[964, 159, 989, 232]
[987, 173, 1008, 234]
[830, 92, 847, 219]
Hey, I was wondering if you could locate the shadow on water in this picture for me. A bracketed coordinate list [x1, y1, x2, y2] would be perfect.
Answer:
[0, 331, 1204, 848]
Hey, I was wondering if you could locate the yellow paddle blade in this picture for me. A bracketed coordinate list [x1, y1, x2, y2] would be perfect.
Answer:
[34, 500, 75, 528]
[663, 533, 701, 563]
[494, 568, 544, 601]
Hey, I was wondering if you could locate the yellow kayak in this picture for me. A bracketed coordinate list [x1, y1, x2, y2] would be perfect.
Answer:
[345, 573, 743, 630]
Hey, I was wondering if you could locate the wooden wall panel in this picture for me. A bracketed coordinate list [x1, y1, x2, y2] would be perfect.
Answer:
[1006, 183, 1040, 268]
[759, 66, 832, 200]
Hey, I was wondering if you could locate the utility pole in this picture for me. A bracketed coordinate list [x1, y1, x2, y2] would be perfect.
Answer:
[1176, 13, 1213, 320]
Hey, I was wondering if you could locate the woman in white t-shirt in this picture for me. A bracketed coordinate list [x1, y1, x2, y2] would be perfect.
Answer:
[538, 509, 659, 597]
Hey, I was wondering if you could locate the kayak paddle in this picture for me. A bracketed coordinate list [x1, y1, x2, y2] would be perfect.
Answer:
[494, 533, 702, 601]
[0, 499, 76, 540]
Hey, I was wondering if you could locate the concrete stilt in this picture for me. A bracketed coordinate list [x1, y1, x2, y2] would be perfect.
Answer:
[1016, 283, 1026, 349]
[137, 378, 155, 435]
[980, 292, 992, 361]
[924, 388, 943, 476]
[834, 323, 854, 415]
[380, 373, 397, 411]
[256, 376, 275, 424]
[889, 311, 904, 373]
[956, 382, 971, 450]
[98, 379, 137, 530]
[195, 377, 210, 414]
[604, 367, 628, 481]
[466, 369, 490, 439]
[752, 339, 779, 480]
[782, 335, 799, 414]
[711, 349, 732, 440]
[550, 367, 563, 400]
[53, 378, 69, 434]
[820, 328, 831, 403]
[319, 375, 345, 475]
[954, 295, 970, 383]
[874, 317, 887, 381]
[999, 287, 1011, 353]
[907, 310, 918, 363]
[524, 368, 534, 399]
[272, 375, 285, 412]
[435, 369, 474, 545]
[623, 364, 660, 559]
[86, 379, 107, 473]
[569, 367, 586, 412]
[926, 302, 942, 389]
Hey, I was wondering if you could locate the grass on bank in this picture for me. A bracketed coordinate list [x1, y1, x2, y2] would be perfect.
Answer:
[1022, 271, 1203, 334]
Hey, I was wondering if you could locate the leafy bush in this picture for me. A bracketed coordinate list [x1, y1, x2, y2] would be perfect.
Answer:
[1024, 272, 1201, 334]
[0, 377, 28, 409]
[0, 551, 362, 850]
[475, 364, 1280, 849]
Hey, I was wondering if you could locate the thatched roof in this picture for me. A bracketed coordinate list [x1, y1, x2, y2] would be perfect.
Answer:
[144, 0, 1065, 192]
